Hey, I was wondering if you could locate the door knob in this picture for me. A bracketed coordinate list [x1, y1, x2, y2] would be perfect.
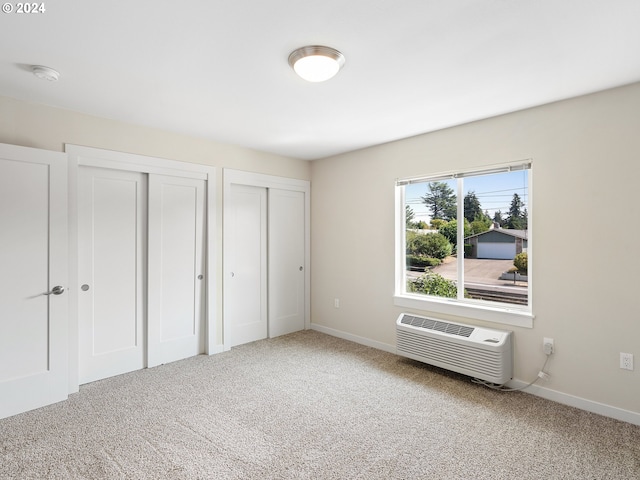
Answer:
[44, 285, 65, 296]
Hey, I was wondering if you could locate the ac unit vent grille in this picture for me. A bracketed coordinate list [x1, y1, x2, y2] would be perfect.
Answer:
[397, 331, 506, 378]
[400, 315, 474, 338]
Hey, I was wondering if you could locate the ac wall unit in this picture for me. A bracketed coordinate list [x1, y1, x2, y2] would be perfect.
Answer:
[396, 313, 513, 384]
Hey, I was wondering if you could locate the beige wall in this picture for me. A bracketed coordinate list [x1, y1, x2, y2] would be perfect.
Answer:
[311, 82, 640, 416]
[0, 95, 310, 179]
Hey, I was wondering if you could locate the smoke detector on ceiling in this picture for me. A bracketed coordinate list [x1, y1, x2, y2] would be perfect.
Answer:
[31, 65, 60, 82]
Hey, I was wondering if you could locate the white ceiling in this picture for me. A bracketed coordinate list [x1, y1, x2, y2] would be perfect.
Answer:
[2, 0, 640, 160]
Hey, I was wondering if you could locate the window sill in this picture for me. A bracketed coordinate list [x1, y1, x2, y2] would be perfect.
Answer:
[394, 294, 534, 329]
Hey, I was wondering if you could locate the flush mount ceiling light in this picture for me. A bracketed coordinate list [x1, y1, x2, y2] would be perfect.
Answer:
[288, 46, 345, 82]
[32, 65, 60, 81]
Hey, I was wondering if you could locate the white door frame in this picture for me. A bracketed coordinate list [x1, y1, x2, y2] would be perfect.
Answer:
[222, 169, 310, 350]
[67, 145, 219, 393]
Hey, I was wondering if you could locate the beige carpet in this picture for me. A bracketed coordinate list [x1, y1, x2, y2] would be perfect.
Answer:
[1, 330, 638, 479]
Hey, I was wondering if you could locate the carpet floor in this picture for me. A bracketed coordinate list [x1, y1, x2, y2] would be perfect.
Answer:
[1, 330, 638, 479]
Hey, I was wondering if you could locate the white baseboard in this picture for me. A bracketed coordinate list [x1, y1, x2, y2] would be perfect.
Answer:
[507, 380, 640, 427]
[310, 323, 640, 427]
[310, 323, 396, 354]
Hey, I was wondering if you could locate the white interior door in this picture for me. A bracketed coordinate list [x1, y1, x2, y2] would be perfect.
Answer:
[224, 184, 267, 347]
[0, 143, 68, 419]
[147, 175, 205, 367]
[268, 189, 305, 337]
[78, 167, 147, 384]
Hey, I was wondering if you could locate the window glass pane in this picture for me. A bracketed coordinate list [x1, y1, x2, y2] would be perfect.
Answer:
[462, 170, 528, 306]
[405, 179, 459, 299]
[401, 166, 530, 311]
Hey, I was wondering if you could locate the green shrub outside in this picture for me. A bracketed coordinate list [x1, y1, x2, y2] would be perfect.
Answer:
[438, 219, 471, 247]
[407, 272, 458, 298]
[406, 255, 442, 270]
[513, 252, 528, 274]
[406, 232, 452, 260]
[423, 257, 442, 267]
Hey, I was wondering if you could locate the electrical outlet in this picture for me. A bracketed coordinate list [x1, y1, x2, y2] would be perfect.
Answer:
[334, 298, 340, 308]
[620, 353, 634, 371]
[543, 337, 554, 355]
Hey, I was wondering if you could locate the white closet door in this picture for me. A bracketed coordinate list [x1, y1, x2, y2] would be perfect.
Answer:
[147, 175, 205, 367]
[268, 189, 305, 337]
[0, 144, 68, 419]
[224, 184, 267, 347]
[78, 167, 146, 384]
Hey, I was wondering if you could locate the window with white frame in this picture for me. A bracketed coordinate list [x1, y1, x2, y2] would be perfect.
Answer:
[395, 162, 532, 327]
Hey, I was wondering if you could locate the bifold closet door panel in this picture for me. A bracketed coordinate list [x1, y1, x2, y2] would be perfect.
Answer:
[78, 167, 146, 385]
[224, 184, 268, 347]
[147, 175, 206, 367]
[268, 188, 305, 338]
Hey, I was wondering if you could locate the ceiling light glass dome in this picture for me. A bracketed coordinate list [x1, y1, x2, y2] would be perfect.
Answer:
[288, 46, 345, 82]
